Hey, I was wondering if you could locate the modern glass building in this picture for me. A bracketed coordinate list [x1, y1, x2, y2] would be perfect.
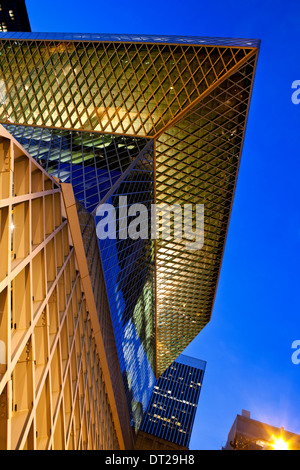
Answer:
[137, 355, 206, 449]
[0, 1, 260, 450]
[0, 125, 124, 450]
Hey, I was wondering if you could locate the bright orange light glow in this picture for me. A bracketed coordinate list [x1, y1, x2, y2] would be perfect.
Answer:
[270, 436, 290, 450]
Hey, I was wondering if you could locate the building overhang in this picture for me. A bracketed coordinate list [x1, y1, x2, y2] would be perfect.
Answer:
[0, 32, 260, 375]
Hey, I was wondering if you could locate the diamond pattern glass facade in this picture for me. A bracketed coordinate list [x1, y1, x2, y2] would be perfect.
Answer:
[95, 142, 156, 430]
[3, 124, 149, 212]
[0, 32, 259, 393]
[0, 35, 255, 137]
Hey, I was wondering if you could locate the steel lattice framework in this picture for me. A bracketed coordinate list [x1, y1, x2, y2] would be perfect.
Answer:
[0, 32, 260, 378]
[0, 125, 127, 449]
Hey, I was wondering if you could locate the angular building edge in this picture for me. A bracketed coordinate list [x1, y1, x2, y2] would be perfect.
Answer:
[60, 182, 129, 450]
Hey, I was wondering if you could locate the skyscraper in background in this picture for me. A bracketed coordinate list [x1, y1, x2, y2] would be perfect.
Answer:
[223, 410, 300, 450]
[0, 0, 31, 32]
[0, 0, 260, 450]
[136, 355, 206, 449]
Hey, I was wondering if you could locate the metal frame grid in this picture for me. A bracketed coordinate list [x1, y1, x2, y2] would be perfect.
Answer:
[3, 124, 149, 212]
[95, 141, 156, 431]
[0, 37, 255, 136]
[0, 34, 260, 379]
[0, 125, 123, 450]
[155, 52, 258, 373]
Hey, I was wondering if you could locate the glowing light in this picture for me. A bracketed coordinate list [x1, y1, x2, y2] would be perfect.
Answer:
[270, 436, 290, 451]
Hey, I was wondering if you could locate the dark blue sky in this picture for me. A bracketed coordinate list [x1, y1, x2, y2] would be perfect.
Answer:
[26, 0, 300, 450]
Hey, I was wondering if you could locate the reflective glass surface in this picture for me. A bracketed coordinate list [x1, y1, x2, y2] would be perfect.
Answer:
[95, 142, 156, 430]
[155, 54, 257, 373]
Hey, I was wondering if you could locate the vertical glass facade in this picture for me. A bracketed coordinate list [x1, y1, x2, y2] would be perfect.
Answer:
[155, 54, 258, 373]
[95, 141, 157, 430]
[140, 355, 206, 448]
[0, 35, 260, 377]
